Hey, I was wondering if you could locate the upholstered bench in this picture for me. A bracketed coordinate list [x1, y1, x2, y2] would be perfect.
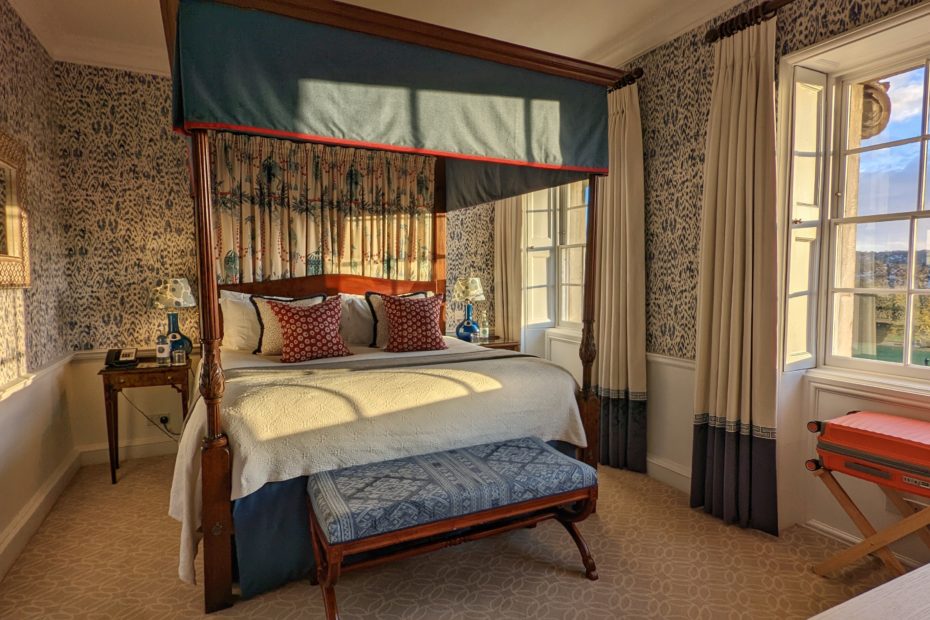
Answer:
[306, 436, 598, 620]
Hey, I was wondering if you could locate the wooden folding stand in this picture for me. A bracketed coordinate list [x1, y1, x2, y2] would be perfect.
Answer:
[805, 414, 930, 578]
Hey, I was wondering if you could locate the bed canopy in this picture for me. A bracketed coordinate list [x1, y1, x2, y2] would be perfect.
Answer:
[169, 0, 613, 209]
[160, 0, 626, 611]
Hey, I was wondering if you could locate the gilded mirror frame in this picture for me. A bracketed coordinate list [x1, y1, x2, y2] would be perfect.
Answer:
[0, 132, 29, 288]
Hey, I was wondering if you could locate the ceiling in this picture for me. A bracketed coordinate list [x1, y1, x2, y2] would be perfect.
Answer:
[10, 0, 742, 76]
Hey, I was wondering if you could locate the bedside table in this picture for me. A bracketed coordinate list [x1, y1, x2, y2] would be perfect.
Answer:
[480, 340, 520, 351]
[447, 333, 521, 352]
[99, 359, 191, 484]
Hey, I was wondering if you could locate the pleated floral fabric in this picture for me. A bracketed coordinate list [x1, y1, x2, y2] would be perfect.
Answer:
[210, 132, 435, 284]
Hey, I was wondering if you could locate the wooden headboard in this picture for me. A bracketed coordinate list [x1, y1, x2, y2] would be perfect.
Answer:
[218, 274, 448, 328]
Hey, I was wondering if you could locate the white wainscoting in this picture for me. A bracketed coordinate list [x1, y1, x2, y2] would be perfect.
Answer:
[645, 353, 695, 494]
[0, 356, 78, 580]
[545, 328, 582, 384]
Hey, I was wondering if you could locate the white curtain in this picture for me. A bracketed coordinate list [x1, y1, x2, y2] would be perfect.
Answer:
[592, 83, 648, 471]
[493, 196, 523, 342]
[691, 19, 779, 534]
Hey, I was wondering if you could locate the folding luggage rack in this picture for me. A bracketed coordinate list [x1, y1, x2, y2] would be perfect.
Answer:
[806, 411, 930, 577]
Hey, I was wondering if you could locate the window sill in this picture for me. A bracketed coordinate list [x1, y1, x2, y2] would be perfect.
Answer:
[805, 366, 930, 402]
[545, 326, 582, 340]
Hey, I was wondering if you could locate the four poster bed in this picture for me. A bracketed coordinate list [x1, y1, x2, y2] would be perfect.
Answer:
[159, 0, 628, 612]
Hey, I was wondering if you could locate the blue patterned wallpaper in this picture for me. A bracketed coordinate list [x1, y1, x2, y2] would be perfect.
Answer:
[0, 0, 68, 381]
[55, 63, 199, 351]
[637, 0, 925, 359]
[445, 204, 496, 334]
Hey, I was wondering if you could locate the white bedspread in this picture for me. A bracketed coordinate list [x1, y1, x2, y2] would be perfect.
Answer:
[168, 337, 585, 584]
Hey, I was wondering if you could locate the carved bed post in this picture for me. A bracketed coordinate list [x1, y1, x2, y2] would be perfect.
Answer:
[433, 159, 448, 321]
[577, 174, 601, 468]
[190, 129, 233, 613]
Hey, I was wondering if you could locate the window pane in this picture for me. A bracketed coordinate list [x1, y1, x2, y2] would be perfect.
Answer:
[559, 246, 585, 285]
[526, 249, 551, 287]
[916, 218, 930, 289]
[847, 66, 926, 149]
[788, 227, 817, 295]
[792, 79, 824, 222]
[525, 189, 552, 247]
[785, 295, 811, 359]
[844, 143, 922, 216]
[833, 292, 906, 363]
[568, 180, 589, 208]
[564, 207, 587, 245]
[912, 295, 930, 366]
[526, 286, 552, 325]
[834, 220, 909, 288]
[560, 285, 583, 324]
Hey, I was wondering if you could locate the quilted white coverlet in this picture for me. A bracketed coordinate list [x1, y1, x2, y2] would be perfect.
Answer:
[168, 338, 584, 584]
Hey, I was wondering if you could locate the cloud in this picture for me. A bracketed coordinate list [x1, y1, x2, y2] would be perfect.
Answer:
[885, 71, 925, 121]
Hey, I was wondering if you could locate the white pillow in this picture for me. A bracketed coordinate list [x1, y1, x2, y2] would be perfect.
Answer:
[252, 294, 326, 355]
[219, 290, 262, 352]
[340, 294, 375, 345]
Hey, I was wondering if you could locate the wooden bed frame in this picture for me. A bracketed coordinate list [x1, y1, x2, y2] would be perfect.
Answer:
[162, 0, 623, 612]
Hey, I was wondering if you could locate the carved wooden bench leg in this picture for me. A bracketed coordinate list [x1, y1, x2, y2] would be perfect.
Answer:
[308, 498, 340, 617]
[319, 547, 343, 620]
[557, 519, 598, 580]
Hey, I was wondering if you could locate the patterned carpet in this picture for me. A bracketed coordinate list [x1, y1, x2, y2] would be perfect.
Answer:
[0, 455, 892, 619]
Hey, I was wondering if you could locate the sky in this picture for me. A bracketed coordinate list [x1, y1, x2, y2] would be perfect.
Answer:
[847, 65, 928, 252]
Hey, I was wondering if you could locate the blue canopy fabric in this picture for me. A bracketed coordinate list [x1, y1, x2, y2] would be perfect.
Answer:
[172, 0, 609, 208]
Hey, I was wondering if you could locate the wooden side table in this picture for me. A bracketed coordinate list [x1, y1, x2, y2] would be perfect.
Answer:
[447, 333, 520, 352]
[481, 339, 520, 351]
[98, 359, 191, 484]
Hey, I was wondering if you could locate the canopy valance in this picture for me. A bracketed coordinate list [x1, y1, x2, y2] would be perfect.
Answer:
[171, 0, 611, 208]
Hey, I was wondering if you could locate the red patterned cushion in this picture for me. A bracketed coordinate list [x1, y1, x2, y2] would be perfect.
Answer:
[268, 296, 353, 362]
[382, 295, 448, 353]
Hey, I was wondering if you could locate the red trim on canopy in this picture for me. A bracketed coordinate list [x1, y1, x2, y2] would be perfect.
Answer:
[181, 121, 610, 175]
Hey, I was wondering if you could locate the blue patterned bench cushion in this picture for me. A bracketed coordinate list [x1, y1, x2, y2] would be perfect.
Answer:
[307, 437, 597, 545]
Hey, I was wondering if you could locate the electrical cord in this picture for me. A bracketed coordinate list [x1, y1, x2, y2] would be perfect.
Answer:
[118, 391, 181, 442]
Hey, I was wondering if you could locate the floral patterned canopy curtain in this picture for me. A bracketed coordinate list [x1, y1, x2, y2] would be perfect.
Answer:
[209, 132, 435, 284]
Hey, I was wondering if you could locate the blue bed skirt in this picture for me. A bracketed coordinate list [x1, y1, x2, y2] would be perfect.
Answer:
[231, 440, 578, 599]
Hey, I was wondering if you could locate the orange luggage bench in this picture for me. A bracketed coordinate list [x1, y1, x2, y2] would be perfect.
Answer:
[806, 411, 930, 577]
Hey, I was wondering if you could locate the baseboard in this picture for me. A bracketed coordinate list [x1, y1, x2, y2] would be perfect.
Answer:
[0, 449, 81, 581]
[645, 352, 697, 371]
[646, 454, 691, 494]
[77, 436, 179, 466]
[803, 519, 922, 569]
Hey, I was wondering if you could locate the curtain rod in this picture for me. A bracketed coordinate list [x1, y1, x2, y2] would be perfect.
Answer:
[704, 0, 795, 44]
[608, 67, 644, 92]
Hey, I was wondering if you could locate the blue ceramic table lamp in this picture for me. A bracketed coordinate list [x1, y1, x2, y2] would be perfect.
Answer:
[452, 276, 485, 341]
[151, 277, 197, 355]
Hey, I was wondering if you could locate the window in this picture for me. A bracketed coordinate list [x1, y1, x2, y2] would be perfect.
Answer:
[784, 55, 930, 377]
[827, 60, 930, 376]
[523, 180, 589, 331]
[784, 67, 828, 371]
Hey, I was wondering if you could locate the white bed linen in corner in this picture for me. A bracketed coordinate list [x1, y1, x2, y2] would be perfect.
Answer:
[169, 337, 585, 584]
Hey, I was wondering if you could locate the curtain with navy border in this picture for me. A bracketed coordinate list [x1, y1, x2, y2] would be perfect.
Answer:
[691, 19, 779, 535]
[593, 84, 648, 472]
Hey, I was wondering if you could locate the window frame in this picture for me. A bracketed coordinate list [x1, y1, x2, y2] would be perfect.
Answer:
[821, 55, 930, 378]
[783, 66, 831, 372]
[555, 183, 588, 330]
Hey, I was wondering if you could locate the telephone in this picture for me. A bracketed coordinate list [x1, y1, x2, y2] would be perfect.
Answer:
[105, 348, 139, 368]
